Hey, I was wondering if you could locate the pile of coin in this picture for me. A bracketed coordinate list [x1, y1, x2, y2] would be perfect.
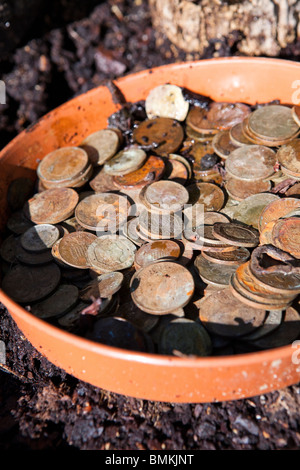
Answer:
[1, 82, 300, 358]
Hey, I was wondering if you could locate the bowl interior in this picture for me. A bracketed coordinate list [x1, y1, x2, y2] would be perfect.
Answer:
[0, 57, 299, 403]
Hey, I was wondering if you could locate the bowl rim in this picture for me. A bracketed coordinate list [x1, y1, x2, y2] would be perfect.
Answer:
[0, 56, 299, 369]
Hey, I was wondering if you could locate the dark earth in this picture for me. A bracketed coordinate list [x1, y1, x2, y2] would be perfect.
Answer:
[1, 0, 300, 450]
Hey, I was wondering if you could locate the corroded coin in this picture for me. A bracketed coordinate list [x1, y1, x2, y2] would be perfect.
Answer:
[132, 117, 184, 156]
[145, 84, 189, 121]
[30, 284, 79, 319]
[194, 254, 237, 287]
[20, 224, 60, 253]
[80, 128, 121, 166]
[169, 153, 192, 179]
[249, 258, 300, 295]
[25, 188, 79, 225]
[103, 146, 147, 176]
[121, 217, 145, 247]
[201, 246, 250, 266]
[89, 167, 118, 193]
[75, 192, 130, 232]
[58, 232, 97, 269]
[198, 287, 266, 338]
[144, 180, 189, 212]
[87, 235, 136, 273]
[232, 193, 280, 229]
[229, 122, 253, 146]
[196, 224, 228, 246]
[130, 261, 194, 315]
[212, 130, 239, 159]
[163, 159, 188, 185]
[276, 140, 300, 176]
[258, 197, 300, 232]
[134, 240, 181, 269]
[225, 145, 276, 181]
[212, 222, 259, 247]
[271, 217, 300, 258]
[187, 102, 250, 134]
[138, 209, 183, 240]
[113, 155, 165, 189]
[1, 262, 61, 304]
[225, 177, 271, 202]
[79, 272, 124, 301]
[187, 182, 225, 212]
[158, 318, 212, 357]
[37, 146, 89, 187]
[259, 220, 277, 245]
[248, 105, 300, 142]
[186, 107, 219, 135]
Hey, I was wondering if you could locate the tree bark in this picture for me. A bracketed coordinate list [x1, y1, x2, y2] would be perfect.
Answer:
[148, 0, 300, 59]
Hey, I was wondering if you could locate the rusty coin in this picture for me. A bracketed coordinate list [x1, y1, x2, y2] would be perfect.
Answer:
[194, 254, 237, 287]
[271, 217, 300, 258]
[75, 192, 130, 232]
[79, 272, 124, 301]
[25, 188, 79, 225]
[225, 177, 272, 201]
[198, 287, 266, 338]
[144, 180, 189, 212]
[225, 145, 276, 181]
[232, 193, 280, 229]
[89, 167, 118, 192]
[132, 117, 184, 156]
[58, 231, 97, 269]
[112, 155, 165, 189]
[134, 240, 181, 269]
[103, 146, 147, 176]
[162, 159, 188, 185]
[187, 182, 225, 212]
[130, 261, 194, 315]
[138, 209, 183, 240]
[212, 130, 239, 159]
[201, 246, 250, 266]
[212, 222, 259, 247]
[277, 140, 300, 176]
[80, 128, 121, 166]
[248, 105, 300, 142]
[229, 122, 253, 146]
[258, 197, 300, 232]
[87, 235, 136, 273]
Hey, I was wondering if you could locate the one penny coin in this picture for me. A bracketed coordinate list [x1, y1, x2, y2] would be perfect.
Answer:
[58, 231, 97, 269]
[212, 130, 239, 159]
[37, 147, 89, 186]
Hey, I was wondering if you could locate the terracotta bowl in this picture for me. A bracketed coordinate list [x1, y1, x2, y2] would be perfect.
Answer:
[1, 57, 300, 403]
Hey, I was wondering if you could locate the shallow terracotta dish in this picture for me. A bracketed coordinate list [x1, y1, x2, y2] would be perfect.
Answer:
[1, 57, 300, 403]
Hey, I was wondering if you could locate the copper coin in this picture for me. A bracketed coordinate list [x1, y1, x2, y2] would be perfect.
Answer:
[89, 167, 118, 193]
[207, 102, 251, 130]
[7, 177, 35, 212]
[20, 224, 60, 253]
[103, 146, 147, 176]
[248, 105, 300, 142]
[248, 260, 300, 295]
[75, 192, 130, 232]
[187, 182, 225, 211]
[186, 107, 218, 135]
[41, 162, 93, 190]
[145, 84, 189, 121]
[259, 220, 277, 245]
[79, 272, 124, 301]
[121, 217, 145, 247]
[229, 122, 253, 146]
[25, 188, 79, 225]
[185, 124, 214, 142]
[112, 155, 165, 189]
[277, 140, 300, 176]
[169, 154, 192, 179]
[225, 145, 276, 181]
[229, 273, 293, 310]
[138, 209, 183, 240]
[134, 240, 181, 269]
[58, 232, 97, 269]
[87, 235, 136, 273]
[158, 318, 212, 357]
[258, 197, 300, 232]
[271, 217, 300, 258]
[235, 262, 295, 304]
[130, 261, 194, 315]
[212, 130, 239, 159]
[132, 117, 184, 156]
[198, 287, 266, 338]
[246, 305, 300, 349]
[144, 180, 189, 212]
[212, 222, 259, 247]
[196, 224, 228, 246]
[280, 165, 300, 179]
[2, 262, 61, 304]
[37, 146, 89, 186]
[80, 128, 121, 166]
[30, 284, 79, 319]
[232, 193, 280, 230]
[194, 254, 237, 288]
[201, 246, 250, 266]
[162, 159, 188, 185]
[225, 177, 272, 202]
